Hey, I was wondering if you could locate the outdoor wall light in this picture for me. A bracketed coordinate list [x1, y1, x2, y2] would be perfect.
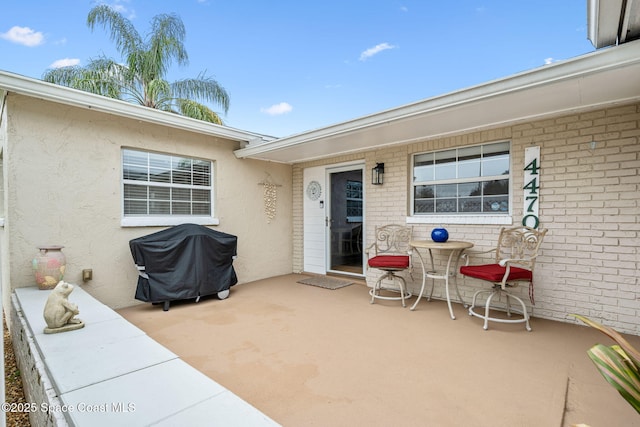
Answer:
[372, 162, 384, 185]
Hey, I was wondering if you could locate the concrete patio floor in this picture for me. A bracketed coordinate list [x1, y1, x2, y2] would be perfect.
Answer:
[117, 274, 640, 427]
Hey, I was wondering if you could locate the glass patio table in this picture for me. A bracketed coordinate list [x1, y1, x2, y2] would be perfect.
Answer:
[409, 240, 474, 319]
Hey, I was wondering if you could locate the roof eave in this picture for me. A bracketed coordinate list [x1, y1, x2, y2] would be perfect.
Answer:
[234, 40, 640, 163]
[0, 70, 263, 143]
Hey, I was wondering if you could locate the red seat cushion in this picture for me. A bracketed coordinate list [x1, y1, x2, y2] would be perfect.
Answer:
[460, 264, 532, 282]
[368, 255, 410, 270]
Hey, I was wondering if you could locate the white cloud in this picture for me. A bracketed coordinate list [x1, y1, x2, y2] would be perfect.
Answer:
[544, 57, 555, 65]
[261, 102, 293, 116]
[49, 58, 81, 68]
[107, 1, 136, 20]
[359, 42, 396, 61]
[0, 26, 45, 47]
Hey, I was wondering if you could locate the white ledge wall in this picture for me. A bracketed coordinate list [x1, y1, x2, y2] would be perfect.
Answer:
[10, 286, 279, 427]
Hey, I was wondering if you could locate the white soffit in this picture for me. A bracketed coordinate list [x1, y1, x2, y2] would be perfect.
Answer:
[621, 0, 640, 43]
[235, 40, 640, 164]
[588, 0, 625, 47]
[588, 0, 640, 47]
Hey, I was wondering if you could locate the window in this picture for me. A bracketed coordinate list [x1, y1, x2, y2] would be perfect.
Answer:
[412, 142, 510, 215]
[345, 180, 362, 222]
[122, 149, 215, 226]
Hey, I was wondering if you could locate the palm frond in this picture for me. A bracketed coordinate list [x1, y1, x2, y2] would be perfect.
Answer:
[144, 79, 172, 108]
[171, 74, 230, 113]
[42, 59, 126, 99]
[148, 13, 188, 78]
[87, 5, 143, 59]
[177, 99, 224, 125]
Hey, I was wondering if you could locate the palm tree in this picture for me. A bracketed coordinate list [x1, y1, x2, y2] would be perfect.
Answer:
[42, 5, 229, 125]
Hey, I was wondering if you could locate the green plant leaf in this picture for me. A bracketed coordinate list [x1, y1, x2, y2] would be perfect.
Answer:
[572, 314, 640, 366]
[573, 314, 640, 415]
[587, 344, 640, 414]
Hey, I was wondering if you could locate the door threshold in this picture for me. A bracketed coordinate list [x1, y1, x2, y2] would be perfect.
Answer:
[327, 271, 365, 281]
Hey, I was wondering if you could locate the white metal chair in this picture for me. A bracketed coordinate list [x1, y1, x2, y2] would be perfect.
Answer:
[460, 226, 547, 331]
[366, 224, 413, 307]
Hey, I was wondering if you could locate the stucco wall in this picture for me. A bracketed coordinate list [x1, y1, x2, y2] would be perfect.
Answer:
[4, 94, 293, 311]
[292, 103, 640, 335]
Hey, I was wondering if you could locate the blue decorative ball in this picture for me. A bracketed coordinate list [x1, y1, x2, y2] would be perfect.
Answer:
[431, 227, 449, 242]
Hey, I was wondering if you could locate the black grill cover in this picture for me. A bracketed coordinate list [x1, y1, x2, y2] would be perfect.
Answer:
[129, 223, 238, 304]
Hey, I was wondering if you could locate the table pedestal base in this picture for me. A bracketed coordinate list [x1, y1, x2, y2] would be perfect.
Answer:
[409, 240, 474, 319]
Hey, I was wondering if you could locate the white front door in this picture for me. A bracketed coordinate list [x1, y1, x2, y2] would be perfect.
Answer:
[303, 163, 365, 276]
[303, 166, 326, 274]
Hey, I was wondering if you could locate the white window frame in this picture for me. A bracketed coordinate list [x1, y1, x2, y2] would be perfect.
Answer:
[121, 148, 218, 227]
[407, 141, 513, 226]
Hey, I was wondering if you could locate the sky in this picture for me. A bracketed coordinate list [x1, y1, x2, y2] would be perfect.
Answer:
[0, 0, 596, 138]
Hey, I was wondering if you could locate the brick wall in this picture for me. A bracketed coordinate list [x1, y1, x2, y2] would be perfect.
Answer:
[527, 104, 640, 334]
[292, 103, 639, 335]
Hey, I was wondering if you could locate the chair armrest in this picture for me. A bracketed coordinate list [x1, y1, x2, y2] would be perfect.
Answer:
[498, 257, 536, 268]
[461, 248, 496, 265]
[364, 243, 377, 257]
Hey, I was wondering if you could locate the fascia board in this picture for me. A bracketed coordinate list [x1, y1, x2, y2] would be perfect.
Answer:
[0, 70, 263, 143]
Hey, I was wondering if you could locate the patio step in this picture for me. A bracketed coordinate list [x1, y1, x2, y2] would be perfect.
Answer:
[10, 286, 279, 426]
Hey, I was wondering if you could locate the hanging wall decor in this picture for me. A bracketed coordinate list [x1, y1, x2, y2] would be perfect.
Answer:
[259, 174, 281, 223]
[263, 182, 277, 223]
[306, 180, 322, 201]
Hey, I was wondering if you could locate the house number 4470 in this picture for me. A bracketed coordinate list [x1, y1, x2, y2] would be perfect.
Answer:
[522, 146, 540, 229]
